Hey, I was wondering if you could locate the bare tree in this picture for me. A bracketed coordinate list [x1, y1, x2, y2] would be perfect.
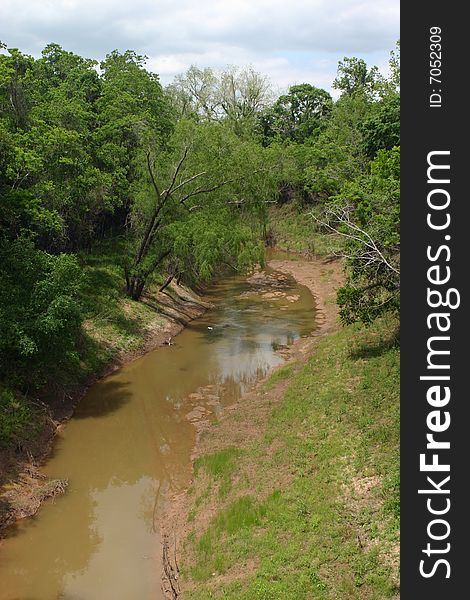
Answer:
[218, 66, 272, 121]
[167, 65, 273, 126]
[168, 66, 220, 120]
[311, 204, 399, 276]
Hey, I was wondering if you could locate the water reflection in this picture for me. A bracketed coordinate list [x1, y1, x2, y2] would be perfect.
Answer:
[0, 269, 315, 600]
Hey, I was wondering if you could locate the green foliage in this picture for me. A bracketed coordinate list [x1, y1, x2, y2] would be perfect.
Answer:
[303, 92, 372, 198]
[0, 44, 173, 252]
[124, 119, 278, 298]
[361, 94, 400, 158]
[0, 387, 34, 447]
[258, 84, 332, 145]
[0, 237, 83, 388]
[333, 56, 383, 98]
[0, 42, 176, 410]
[331, 146, 400, 324]
[184, 317, 400, 598]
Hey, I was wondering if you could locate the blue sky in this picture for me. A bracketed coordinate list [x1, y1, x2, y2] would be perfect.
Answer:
[0, 0, 399, 94]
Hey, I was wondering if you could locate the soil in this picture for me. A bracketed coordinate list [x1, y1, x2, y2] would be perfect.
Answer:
[160, 254, 344, 598]
[0, 252, 345, 599]
[0, 283, 210, 535]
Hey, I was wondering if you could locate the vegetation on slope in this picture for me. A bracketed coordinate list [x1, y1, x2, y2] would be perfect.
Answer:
[180, 315, 400, 599]
[1, 39, 400, 581]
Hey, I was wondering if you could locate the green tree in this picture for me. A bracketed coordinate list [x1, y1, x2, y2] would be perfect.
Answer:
[0, 237, 83, 389]
[361, 93, 400, 158]
[1, 44, 109, 250]
[315, 147, 400, 323]
[124, 120, 277, 299]
[333, 57, 382, 98]
[303, 92, 372, 198]
[259, 84, 332, 145]
[360, 42, 400, 158]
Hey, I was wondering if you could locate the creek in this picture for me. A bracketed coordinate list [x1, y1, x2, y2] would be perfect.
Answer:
[0, 265, 316, 600]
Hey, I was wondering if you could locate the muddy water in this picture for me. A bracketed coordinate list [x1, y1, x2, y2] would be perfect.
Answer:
[0, 268, 316, 600]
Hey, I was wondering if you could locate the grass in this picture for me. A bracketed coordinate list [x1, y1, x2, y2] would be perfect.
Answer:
[0, 238, 169, 459]
[194, 448, 243, 498]
[181, 314, 400, 599]
[76, 238, 167, 377]
[263, 363, 297, 390]
[268, 203, 345, 256]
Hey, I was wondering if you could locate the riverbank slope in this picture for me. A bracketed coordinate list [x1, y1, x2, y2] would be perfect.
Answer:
[0, 242, 210, 533]
[161, 254, 400, 599]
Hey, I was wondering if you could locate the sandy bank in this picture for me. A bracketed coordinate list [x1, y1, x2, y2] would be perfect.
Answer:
[160, 255, 344, 598]
[0, 283, 210, 535]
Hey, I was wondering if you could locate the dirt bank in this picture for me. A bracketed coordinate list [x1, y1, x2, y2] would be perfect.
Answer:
[160, 255, 344, 598]
[0, 283, 210, 535]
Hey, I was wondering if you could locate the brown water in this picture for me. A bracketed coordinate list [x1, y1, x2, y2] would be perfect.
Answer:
[0, 268, 316, 600]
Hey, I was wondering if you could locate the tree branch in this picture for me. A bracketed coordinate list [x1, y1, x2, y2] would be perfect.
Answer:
[178, 179, 233, 205]
[147, 152, 162, 205]
[161, 146, 190, 199]
[311, 207, 400, 276]
[170, 171, 207, 196]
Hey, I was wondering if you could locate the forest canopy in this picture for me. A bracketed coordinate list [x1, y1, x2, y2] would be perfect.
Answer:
[0, 41, 399, 402]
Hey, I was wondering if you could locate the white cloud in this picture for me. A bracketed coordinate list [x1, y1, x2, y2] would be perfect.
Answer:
[0, 0, 399, 92]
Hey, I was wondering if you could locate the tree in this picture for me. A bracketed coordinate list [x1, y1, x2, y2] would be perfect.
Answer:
[1, 44, 109, 250]
[361, 94, 400, 158]
[0, 237, 83, 389]
[302, 91, 372, 198]
[313, 146, 400, 323]
[124, 120, 277, 299]
[1, 44, 175, 252]
[0, 47, 34, 130]
[333, 57, 382, 98]
[360, 42, 400, 158]
[385, 41, 400, 94]
[94, 50, 174, 232]
[259, 84, 332, 145]
[218, 66, 272, 127]
[167, 65, 272, 135]
[167, 66, 219, 121]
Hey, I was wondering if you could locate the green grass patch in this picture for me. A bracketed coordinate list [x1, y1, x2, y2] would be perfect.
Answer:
[183, 315, 400, 599]
[76, 238, 167, 377]
[264, 363, 296, 390]
[268, 203, 345, 256]
[194, 447, 243, 497]
[192, 495, 266, 582]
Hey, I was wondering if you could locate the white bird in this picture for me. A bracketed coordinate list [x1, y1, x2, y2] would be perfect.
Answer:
[207, 326, 213, 330]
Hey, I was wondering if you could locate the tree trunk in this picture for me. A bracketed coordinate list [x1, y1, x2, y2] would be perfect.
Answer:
[126, 275, 147, 301]
[159, 275, 174, 293]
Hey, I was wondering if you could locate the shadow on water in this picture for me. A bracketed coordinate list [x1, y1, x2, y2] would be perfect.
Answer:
[1, 509, 48, 540]
[0, 267, 318, 600]
[73, 380, 132, 419]
[0, 498, 19, 539]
